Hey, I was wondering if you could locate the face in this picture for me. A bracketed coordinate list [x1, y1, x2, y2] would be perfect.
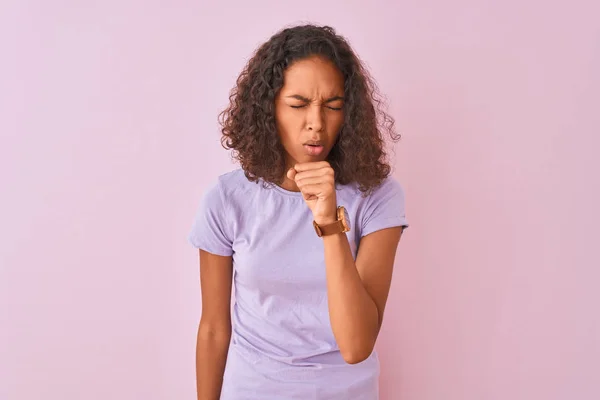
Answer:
[275, 55, 345, 169]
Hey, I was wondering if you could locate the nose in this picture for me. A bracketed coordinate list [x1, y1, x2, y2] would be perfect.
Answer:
[306, 105, 324, 132]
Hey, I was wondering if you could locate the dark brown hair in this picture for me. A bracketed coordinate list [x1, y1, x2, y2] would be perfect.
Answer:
[219, 24, 400, 193]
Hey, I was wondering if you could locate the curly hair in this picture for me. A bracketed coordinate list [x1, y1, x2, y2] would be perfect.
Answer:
[219, 24, 400, 194]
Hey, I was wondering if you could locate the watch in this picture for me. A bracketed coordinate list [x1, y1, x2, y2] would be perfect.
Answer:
[313, 206, 351, 237]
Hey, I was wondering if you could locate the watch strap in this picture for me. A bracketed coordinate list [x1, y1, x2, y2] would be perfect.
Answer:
[314, 219, 346, 237]
[313, 206, 349, 237]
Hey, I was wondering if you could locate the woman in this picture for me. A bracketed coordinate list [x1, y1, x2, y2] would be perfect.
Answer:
[189, 24, 409, 400]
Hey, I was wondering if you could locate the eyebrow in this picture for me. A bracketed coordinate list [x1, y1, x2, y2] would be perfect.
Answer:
[285, 94, 345, 103]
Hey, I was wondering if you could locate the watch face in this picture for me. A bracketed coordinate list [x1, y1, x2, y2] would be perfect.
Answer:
[341, 206, 351, 232]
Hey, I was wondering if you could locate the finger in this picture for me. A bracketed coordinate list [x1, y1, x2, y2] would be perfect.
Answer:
[293, 161, 331, 172]
[302, 192, 318, 201]
[299, 184, 323, 200]
[295, 176, 331, 189]
[294, 167, 334, 181]
[286, 167, 297, 180]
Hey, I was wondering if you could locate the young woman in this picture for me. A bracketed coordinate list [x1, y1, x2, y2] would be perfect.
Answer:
[189, 24, 409, 400]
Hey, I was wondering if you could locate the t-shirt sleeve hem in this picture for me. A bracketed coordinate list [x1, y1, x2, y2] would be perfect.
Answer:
[187, 234, 234, 257]
[361, 217, 409, 238]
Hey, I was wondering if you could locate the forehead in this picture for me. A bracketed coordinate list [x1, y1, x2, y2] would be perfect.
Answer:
[281, 56, 344, 94]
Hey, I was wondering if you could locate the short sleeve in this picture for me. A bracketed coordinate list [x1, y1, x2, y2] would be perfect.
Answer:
[360, 177, 409, 238]
[187, 180, 234, 256]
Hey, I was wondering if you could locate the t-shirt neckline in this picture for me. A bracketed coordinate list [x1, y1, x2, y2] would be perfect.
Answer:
[266, 181, 305, 198]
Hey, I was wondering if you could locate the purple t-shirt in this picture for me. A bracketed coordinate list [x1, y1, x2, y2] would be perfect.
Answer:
[188, 168, 408, 400]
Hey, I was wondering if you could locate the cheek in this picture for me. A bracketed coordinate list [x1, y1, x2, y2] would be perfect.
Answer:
[326, 112, 344, 133]
[276, 109, 303, 139]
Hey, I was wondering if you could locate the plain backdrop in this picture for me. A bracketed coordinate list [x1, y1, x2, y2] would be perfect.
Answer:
[1, 1, 599, 399]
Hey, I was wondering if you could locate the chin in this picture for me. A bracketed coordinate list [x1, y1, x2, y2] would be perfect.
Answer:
[287, 147, 330, 166]
[301, 155, 327, 164]
[298, 149, 331, 162]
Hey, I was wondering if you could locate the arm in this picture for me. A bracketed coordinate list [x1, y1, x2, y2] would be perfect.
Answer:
[287, 161, 406, 364]
[196, 250, 233, 400]
[323, 226, 403, 364]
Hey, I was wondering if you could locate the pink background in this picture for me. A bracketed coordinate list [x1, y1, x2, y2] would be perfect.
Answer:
[1, 1, 598, 399]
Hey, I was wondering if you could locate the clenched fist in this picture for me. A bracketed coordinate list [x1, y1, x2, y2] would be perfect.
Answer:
[287, 161, 338, 226]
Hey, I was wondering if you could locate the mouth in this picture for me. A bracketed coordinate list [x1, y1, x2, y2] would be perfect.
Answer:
[303, 143, 325, 156]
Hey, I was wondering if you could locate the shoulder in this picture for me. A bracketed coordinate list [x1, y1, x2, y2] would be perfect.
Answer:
[202, 168, 262, 212]
[197, 169, 240, 207]
[339, 175, 405, 204]
[205, 168, 250, 197]
[356, 175, 409, 235]
[218, 168, 262, 199]
[209, 168, 246, 193]
[191, 169, 250, 233]
[363, 176, 406, 216]
[338, 175, 407, 221]
[370, 175, 405, 199]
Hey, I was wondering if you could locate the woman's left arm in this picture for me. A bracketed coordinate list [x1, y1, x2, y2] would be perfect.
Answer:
[322, 226, 403, 364]
[288, 161, 405, 364]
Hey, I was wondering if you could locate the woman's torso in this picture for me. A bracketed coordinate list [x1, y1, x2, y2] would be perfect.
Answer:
[218, 169, 379, 399]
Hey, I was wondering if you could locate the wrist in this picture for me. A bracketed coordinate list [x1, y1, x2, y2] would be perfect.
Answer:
[314, 208, 338, 225]
[314, 216, 337, 226]
[312, 206, 351, 238]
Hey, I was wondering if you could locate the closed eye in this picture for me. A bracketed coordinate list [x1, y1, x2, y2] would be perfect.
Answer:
[290, 105, 343, 110]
